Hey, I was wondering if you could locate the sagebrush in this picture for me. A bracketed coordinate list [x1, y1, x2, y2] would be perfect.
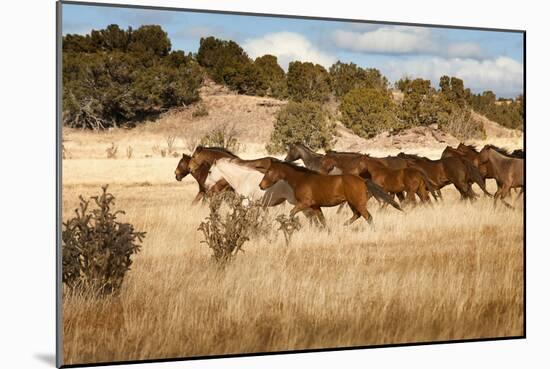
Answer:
[62, 186, 146, 296]
[267, 100, 336, 154]
[197, 192, 270, 263]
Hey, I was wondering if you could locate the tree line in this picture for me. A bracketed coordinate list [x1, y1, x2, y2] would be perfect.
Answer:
[62, 25, 524, 150]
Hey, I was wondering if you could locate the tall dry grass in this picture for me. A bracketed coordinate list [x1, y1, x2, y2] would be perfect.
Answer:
[62, 152, 524, 365]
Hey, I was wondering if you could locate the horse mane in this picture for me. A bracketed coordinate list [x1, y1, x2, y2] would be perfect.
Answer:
[196, 146, 238, 158]
[459, 143, 478, 151]
[275, 160, 318, 174]
[294, 143, 323, 156]
[326, 149, 362, 155]
[485, 144, 513, 157]
[397, 152, 426, 160]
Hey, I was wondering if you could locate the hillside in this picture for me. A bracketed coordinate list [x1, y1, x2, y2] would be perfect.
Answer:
[63, 81, 523, 160]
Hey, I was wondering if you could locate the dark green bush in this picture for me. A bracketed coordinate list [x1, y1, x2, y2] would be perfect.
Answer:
[399, 78, 439, 127]
[267, 100, 335, 154]
[286, 61, 331, 102]
[254, 54, 287, 98]
[63, 25, 202, 129]
[340, 88, 401, 138]
[62, 186, 146, 296]
[469, 91, 524, 130]
[329, 61, 388, 98]
[197, 36, 267, 96]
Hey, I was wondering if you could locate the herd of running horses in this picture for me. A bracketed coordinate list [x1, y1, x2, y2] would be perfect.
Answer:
[174, 143, 524, 226]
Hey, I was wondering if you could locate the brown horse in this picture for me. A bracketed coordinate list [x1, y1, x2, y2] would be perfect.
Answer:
[321, 150, 408, 175]
[180, 146, 239, 203]
[259, 161, 401, 227]
[511, 149, 524, 158]
[443, 143, 522, 198]
[187, 146, 239, 173]
[174, 153, 231, 204]
[475, 145, 524, 207]
[360, 156, 438, 206]
[320, 153, 437, 206]
[284, 143, 325, 172]
[400, 152, 491, 200]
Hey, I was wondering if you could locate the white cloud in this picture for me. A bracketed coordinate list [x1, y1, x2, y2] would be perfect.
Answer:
[384, 56, 523, 97]
[331, 26, 486, 59]
[332, 27, 436, 55]
[242, 32, 336, 70]
[446, 42, 484, 59]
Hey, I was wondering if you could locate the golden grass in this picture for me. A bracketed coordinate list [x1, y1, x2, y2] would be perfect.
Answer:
[61, 147, 524, 365]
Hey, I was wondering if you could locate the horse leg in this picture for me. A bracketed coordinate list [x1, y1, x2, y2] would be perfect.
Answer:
[303, 208, 320, 227]
[404, 191, 416, 207]
[344, 207, 362, 226]
[516, 187, 524, 202]
[418, 184, 431, 205]
[289, 203, 310, 219]
[336, 203, 348, 214]
[453, 182, 470, 201]
[311, 207, 327, 228]
[466, 184, 478, 203]
[498, 184, 514, 209]
[396, 192, 405, 204]
[357, 206, 373, 225]
[191, 191, 205, 205]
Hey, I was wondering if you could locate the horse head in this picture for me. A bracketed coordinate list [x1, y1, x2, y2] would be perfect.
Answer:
[175, 153, 192, 181]
[259, 164, 284, 190]
[284, 144, 301, 162]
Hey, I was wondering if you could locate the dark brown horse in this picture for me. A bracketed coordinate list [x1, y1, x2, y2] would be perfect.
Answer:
[511, 149, 524, 158]
[187, 146, 239, 173]
[475, 145, 524, 207]
[259, 161, 401, 227]
[284, 144, 325, 172]
[174, 153, 231, 204]
[443, 143, 523, 198]
[321, 150, 409, 174]
[399, 152, 491, 200]
[178, 146, 239, 203]
[360, 156, 438, 206]
[320, 153, 437, 206]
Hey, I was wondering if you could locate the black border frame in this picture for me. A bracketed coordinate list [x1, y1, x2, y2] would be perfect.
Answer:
[56, 1, 527, 367]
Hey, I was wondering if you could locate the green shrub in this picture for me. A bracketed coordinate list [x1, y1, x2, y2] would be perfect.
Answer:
[62, 186, 146, 296]
[340, 88, 401, 138]
[329, 61, 388, 98]
[254, 54, 287, 98]
[399, 78, 439, 127]
[62, 25, 202, 129]
[197, 36, 267, 96]
[267, 100, 336, 154]
[286, 61, 331, 102]
[469, 91, 524, 130]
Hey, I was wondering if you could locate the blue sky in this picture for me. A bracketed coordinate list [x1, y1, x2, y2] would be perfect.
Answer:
[62, 3, 524, 98]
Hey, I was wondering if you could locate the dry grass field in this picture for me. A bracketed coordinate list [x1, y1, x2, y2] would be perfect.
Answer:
[61, 131, 524, 365]
[61, 85, 524, 365]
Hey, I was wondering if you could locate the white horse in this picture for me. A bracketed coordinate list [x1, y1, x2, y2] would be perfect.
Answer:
[207, 158, 296, 207]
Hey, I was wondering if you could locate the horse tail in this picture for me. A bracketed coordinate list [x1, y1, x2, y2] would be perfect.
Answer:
[365, 179, 402, 211]
[462, 159, 492, 197]
[418, 171, 439, 202]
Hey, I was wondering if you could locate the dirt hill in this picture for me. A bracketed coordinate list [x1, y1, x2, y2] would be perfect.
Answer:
[63, 81, 523, 159]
